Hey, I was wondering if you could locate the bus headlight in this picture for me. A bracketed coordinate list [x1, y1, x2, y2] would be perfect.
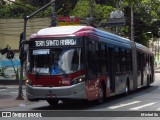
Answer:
[26, 79, 32, 86]
[71, 75, 85, 85]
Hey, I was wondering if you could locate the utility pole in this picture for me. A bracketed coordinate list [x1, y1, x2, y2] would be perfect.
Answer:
[152, 33, 154, 52]
[158, 38, 159, 60]
[115, 0, 119, 34]
[158, 31, 160, 61]
[89, 0, 94, 26]
[16, 32, 26, 100]
[16, 0, 56, 100]
[130, 4, 137, 90]
[155, 40, 157, 60]
[131, 5, 134, 42]
[50, 0, 56, 27]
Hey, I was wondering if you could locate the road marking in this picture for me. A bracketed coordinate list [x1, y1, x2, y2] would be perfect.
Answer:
[130, 102, 157, 110]
[0, 89, 6, 91]
[156, 108, 160, 111]
[108, 101, 141, 109]
[10, 90, 26, 94]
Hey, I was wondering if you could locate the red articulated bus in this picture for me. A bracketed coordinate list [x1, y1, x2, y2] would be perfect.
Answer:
[26, 26, 154, 105]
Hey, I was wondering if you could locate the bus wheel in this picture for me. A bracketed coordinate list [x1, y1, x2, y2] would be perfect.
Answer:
[97, 84, 105, 103]
[124, 82, 129, 96]
[47, 99, 59, 106]
[147, 75, 150, 88]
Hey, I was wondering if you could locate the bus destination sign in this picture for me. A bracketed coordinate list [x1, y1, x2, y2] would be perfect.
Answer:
[35, 39, 77, 47]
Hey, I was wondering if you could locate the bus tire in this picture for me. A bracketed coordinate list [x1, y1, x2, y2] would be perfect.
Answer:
[147, 75, 150, 88]
[47, 99, 59, 106]
[124, 81, 129, 96]
[97, 84, 105, 103]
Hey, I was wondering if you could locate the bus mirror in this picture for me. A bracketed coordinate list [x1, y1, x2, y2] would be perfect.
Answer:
[6, 50, 14, 59]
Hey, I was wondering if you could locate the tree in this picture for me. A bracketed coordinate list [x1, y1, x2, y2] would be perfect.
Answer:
[17, 0, 78, 16]
[0, 0, 6, 5]
[18, 0, 50, 7]
[0, 0, 159, 46]
[150, 20, 160, 38]
[115, 0, 160, 46]
[0, 0, 79, 18]
[0, 0, 37, 18]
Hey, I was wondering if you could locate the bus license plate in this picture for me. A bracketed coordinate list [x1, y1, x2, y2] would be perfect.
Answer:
[46, 94, 56, 98]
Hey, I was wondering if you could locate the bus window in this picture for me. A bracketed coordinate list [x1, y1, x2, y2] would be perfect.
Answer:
[51, 48, 84, 74]
[31, 49, 50, 74]
[29, 48, 84, 75]
[126, 49, 132, 71]
[115, 47, 121, 73]
[88, 41, 98, 79]
[100, 44, 107, 74]
[121, 48, 126, 72]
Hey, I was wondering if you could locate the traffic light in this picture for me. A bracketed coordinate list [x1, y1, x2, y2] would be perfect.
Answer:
[0, 47, 9, 55]
[6, 50, 14, 59]
[19, 32, 23, 49]
[95, 0, 107, 4]
[19, 32, 26, 64]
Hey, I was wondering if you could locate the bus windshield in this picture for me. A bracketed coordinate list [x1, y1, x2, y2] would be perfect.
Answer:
[28, 48, 84, 75]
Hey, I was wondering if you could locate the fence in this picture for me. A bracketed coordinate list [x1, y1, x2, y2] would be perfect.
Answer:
[0, 18, 51, 50]
[0, 18, 51, 80]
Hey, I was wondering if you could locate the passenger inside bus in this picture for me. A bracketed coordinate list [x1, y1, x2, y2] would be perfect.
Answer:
[51, 48, 84, 75]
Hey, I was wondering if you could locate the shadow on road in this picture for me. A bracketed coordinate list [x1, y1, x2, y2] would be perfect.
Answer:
[31, 85, 160, 111]
[0, 94, 12, 99]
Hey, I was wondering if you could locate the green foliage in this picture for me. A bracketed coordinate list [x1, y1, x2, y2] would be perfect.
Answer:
[70, 0, 90, 18]
[0, 0, 78, 18]
[70, 0, 114, 25]
[0, 1, 37, 18]
[116, 0, 160, 46]
[0, 0, 160, 46]
[0, 0, 6, 5]
[18, 0, 50, 7]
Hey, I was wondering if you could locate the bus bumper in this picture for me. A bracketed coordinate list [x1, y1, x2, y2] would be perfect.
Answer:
[26, 82, 87, 101]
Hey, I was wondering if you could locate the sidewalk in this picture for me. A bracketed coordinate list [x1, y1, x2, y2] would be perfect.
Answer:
[155, 68, 160, 73]
[0, 96, 28, 109]
[0, 85, 29, 109]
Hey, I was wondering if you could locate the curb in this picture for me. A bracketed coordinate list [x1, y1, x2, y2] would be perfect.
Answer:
[0, 84, 26, 89]
[0, 97, 29, 109]
[0, 80, 19, 85]
[0, 86, 7, 89]
[0, 80, 26, 89]
[155, 71, 160, 73]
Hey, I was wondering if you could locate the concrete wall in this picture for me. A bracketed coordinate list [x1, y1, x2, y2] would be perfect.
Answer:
[0, 18, 50, 50]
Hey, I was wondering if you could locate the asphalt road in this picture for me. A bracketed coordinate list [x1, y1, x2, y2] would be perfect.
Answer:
[0, 73, 160, 120]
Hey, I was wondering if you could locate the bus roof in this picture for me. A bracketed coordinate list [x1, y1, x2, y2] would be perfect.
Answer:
[32, 25, 152, 54]
[37, 26, 87, 36]
[35, 25, 131, 45]
[36, 26, 129, 42]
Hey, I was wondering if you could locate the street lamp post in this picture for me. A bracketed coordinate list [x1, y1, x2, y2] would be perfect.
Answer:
[89, 0, 94, 26]
[158, 31, 160, 61]
[50, 0, 56, 27]
[17, 0, 56, 100]
[130, 4, 137, 90]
